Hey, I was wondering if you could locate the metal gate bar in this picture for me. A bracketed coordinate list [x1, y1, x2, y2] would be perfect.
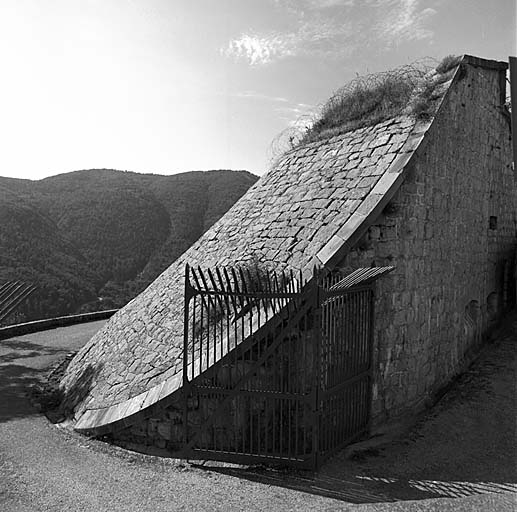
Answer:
[182, 264, 393, 468]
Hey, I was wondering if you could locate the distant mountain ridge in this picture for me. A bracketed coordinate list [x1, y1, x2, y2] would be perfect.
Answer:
[0, 168, 258, 322]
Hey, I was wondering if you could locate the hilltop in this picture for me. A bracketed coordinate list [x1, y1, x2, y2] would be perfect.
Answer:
[0, 169, 257, 322]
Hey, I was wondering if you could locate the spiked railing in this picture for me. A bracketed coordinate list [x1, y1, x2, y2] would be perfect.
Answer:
[0, 281, 37, 324]
[181, 263, 394, 468]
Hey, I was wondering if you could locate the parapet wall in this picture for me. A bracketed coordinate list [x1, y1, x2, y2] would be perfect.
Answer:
[340, 57, 515, 423]
[0, 309, 117, 341]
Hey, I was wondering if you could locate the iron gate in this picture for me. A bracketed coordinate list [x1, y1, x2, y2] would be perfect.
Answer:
[182, 264, 392, 468]
[318, 280, 375, 460]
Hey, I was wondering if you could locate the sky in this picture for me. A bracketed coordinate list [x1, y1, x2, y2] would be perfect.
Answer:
[0, 0, 515, 180]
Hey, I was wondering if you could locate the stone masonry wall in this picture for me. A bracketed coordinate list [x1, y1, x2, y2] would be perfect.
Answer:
[339, 62, 516, 425]
[61, 114, 418, 418]
[60, 56, 514, 447]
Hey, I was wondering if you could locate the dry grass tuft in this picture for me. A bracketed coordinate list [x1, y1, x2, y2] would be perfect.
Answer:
[435, 54, 463, 75]
[300, 63, 429, 145]
[410, 55, 462, 120]
[271, 55, 464, 158]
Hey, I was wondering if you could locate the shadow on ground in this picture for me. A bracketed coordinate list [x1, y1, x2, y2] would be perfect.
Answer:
[0, 336, 100, 424]
[193, 314, 517, 504]
[0, 338, 64, 359]
[0, 339, 64, 422]
[0, 364, 48, 422]
[197, 464, 516, 504]
[41, 362, 103, 423]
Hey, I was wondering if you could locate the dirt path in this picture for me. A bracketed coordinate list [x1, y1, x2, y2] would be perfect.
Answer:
[1, 318, 516, 511]
[225, 313, 517, 508]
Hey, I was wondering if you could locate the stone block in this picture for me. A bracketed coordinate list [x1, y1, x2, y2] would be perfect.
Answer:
[315, 234, 345, 267]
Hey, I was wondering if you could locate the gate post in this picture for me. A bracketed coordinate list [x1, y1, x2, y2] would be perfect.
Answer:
[311, 276, 322, 470]
[182, 264, 193, 454]
[366, 286, 375, 435]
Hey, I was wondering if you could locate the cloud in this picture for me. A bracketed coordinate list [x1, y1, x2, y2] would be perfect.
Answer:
[222, 19, 355, 66]
[275, 102, 318, 126]
[233, 91, 315, 125]
[306, 0, 356, 8]
[223, 33, 296, 66]
[223, 0, 438, 66]
[274, 0, 356, 11]
[375, 0, 437, 46]
[235, 91, 290, 103]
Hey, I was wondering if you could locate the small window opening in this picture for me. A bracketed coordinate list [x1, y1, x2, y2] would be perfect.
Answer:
[489, 216, 498, 230]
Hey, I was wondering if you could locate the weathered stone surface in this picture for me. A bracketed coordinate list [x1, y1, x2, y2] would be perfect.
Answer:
[338, 59, 516, 425]
[62, 56, 515, 438]
[62, 111, 419, 423]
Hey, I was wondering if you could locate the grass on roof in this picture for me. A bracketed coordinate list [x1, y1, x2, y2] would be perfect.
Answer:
[277, 55, 463, 151]
[309, 75, 415, 140]
[435, 54, 463, 74]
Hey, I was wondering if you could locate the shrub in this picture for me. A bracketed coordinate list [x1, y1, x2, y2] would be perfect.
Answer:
[435, 54, 463, 75]
[272, 55, 464, 156]
[296, 62, 430, 145]
[306, 74, 416, 142]
[411, 55, 462, 120]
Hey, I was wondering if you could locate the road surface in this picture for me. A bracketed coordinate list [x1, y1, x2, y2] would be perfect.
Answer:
[0, 317, 515, 511]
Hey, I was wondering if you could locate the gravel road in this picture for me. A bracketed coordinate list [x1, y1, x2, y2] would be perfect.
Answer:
[0, 318, 515, 511]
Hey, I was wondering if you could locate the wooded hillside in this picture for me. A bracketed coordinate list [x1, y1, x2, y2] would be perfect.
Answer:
[0, 169, 257, 323]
